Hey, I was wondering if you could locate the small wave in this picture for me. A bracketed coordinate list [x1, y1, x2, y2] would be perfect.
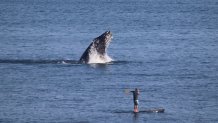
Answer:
[0, 59, 141, 66]
[0, 59, 79, 65]
[110, 60, 143, 65]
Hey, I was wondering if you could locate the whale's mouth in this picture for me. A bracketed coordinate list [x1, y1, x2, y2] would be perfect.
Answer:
[93, 31, 112, 55]
[104, 31, 113, 48]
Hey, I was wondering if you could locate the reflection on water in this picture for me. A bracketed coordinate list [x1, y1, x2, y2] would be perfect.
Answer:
[133, 113, 139, 123]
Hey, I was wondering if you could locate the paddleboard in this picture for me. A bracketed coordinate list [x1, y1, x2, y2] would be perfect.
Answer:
[135, 108, 165, 113]
[114, 108, 165, 114]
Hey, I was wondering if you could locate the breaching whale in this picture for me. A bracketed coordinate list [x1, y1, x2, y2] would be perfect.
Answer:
[79, 31, 113, 64]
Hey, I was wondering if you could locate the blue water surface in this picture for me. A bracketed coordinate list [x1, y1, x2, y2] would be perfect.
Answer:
[0, 0, 218, 122]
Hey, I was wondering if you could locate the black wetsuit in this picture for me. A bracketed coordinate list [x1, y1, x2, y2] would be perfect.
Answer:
[131, 91, 139, 105]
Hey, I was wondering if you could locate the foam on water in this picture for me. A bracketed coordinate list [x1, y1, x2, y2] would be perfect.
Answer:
[87, 42, 113, 64]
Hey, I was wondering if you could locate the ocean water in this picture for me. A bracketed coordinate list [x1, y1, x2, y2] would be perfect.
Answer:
[0, 0, 218, 122]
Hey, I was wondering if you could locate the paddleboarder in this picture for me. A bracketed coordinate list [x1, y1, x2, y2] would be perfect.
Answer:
[131, 88, 140, 113]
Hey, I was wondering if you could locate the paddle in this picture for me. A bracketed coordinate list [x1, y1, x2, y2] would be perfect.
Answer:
[124, 89, 132, 95]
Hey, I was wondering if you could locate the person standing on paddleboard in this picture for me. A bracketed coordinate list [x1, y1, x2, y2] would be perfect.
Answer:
[131, 88, 140, 113]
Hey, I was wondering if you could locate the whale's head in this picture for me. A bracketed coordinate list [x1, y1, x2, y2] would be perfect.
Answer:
[79, 31, 113, 63]
[92, 31, 112, 54]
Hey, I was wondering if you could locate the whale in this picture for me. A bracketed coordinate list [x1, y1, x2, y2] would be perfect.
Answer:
[79, 31, 113, 64]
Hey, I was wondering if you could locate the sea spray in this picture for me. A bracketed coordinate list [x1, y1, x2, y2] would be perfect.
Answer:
[88, 44, 113, 63]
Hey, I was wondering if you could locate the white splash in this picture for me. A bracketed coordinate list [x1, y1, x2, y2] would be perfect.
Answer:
[87, 44, 113, 64]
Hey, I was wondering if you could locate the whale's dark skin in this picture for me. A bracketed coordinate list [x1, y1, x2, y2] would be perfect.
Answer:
[79, 31, 113, 63]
